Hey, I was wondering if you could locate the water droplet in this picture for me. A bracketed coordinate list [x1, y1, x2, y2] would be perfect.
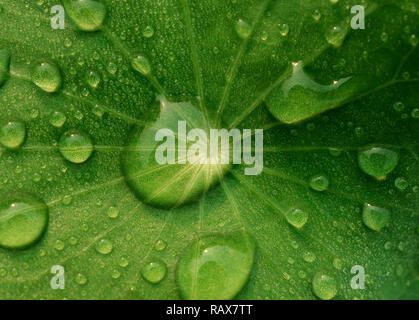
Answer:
[411, 108, 419, 119]
[312, 272, 338, 300]
[326, 25, 348, 47]
[75, 273, 87, 285]
[0, 121, 26, 150]
[303, 251, 316, 263]
[142, 26, 154, 38]
[0, 194, 48, 250]
[92, 105, 106, 118]
[121, 96, 230, 209]
[95, 239, 113, 255]
[312, 10, 321, 21]
[358, 147, 399, 179]
[131, 55, 152, 76]
[285, 208, 308, 229]
[176, 231, 255, 300]
[54, 240, 65, 251]
[49, 111, 67, 128]
[328, 148, 342, 157]
[235, 19, 251, 39]
[409, 34, 418, 46]
[112, 269, 121, 279]
[393, 101, 405, 112]
[362, 204, 390, 231]
[381, 32, 389, 42]
[62, 0, 106, 32]
[309, 175, 329, 191]
[119, 257, 129, 268]
[332, 258, 343, 270]
[278, 24, 289, 37]
[154, 239, 167, 251]
[141, 259, 167, 284]
[395, 177, 408, 191]
[58, 129, 93, 164]
[107, 206, 119, 218]
[86, 71, 101, 88]
[31, 61, 62, 93]
[0, 48, 11, 87]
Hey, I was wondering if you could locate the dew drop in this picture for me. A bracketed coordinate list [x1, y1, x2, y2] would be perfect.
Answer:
[86, 71, 101, 88]
[358, 147, 399, 179]
[95, 239, 113, 255]
[362, 204, 390, 231]
[154, 239, 167, 251]
[0, 121, 26, 150]
[278, 24, 289, 37]
[62, 0, 106, 32]
[75, 273, 87, 285]
[309, 175, 329, 191]
[326, 25, 347, 47]
[0, 48, 11, 87]
[119, 257, 129, 268]
[411, 108, 419, 119]
[141, 259, 167, 284]
[409, 34, 418, 46]
[58, 129, 93, 164]
[31, 61, 62, 93]
[107, 206, 119, 219]
[285, 208, 308, 229]
[49, 111, 67, 128]
[312, 272, 338, 300]
[142, 26, 154, 38]
[303, 251, 316, 263]
[0, 193, 49, 250]
[235, 19, 251, 39]
[393, 101, 405, 112]
[112, 270, 121, 279]
[176, 231, 255, 300]
[54, 240, 65, 251]
[131, 55, 152, 76]
[394, 177, 408, 191]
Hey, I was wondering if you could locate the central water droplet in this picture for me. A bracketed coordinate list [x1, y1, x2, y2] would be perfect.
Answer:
[141, 260, 167, 284]
[358, 147, 399, 179]
[0, 121, 26, 150]
[95, 239, 113, 255]
[362, 204, 390, 231]
[266, 61, 364, 123]
[31, 61, 62, 93]
[121, 96, 230, 209]
[0, 193, 49, 250]
[131, 55, 152, 76]
[176, 231, 255, 300]
[58, 129, 93, 164]
[62, 0, 106, 32]
[235, 19, 251, 39]
[0, 48, 11, 87]
[309, 175, 330, 191]
[312, 272, 338, 300]
[285, 208, 308, 229]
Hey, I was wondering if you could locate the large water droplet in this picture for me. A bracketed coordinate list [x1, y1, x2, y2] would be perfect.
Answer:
[121, 96, 230, 209]
[362, 204, 390, 231]
[176, 231, 255, 300]
[312, 272, 338, 300]
[285, 208, 308, 229]
[31, 61, 62, 93]
[0, 193, 48, 250]
[358, 147, 399, 179]
[266, 61, 364, 123]
[141, 260, 167, 284]
[58, 129, 93, 164]
[0, 48, 10, 87]
[235, 19, 251, 39]
[62, 0, 106, 32]
[95, 239, 113, 255]
[0, 121, 26, 150]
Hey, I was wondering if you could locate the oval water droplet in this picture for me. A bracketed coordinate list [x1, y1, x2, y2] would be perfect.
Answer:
[121, 96, 230, 209]
[95, 239, 113, 255]
[58, 129, 93, 164]
[49, 111, 67, 128]
[176, 231, 255, 300]
[326, 25, 348, 47]
[131, 55, 152, 76]
[31, 61, 62, 93]
[75, 273, 87, 285]
[309, 175, 329, 191]
[154, 239, 167, 251]
[235, 19, 251, 39]
[142, 26, 154, 38]
[86, 71, 101, 88]
[62, 0, 106, 32]
[278, 24, 289, 37]
[394, 177, 408, 191]
[0, 193, 48, 250]
[285, 208, 308, 229]
[312, 272, 338, 300]
[358, 147, 399, 179]
[141, 259, 167, 284]
[107, 206, 119, 218]
[362, 204, 390, 231]
[0, 121, 26, 150]
[0, 48, 11, 87]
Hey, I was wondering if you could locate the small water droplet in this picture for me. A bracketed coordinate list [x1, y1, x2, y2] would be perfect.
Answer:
[107, 206, 119, 218]
[95, 239, 113, 255]
[86, 71, 101, 88]
[131, 55, 152, 76]
[393, 101, 405, 112]
[235, 19, 251, 39]
[312, 272, 338, 300]
[58, 129, 93, 164]
[112, 269, 121, 279]
[358, 147, 399, 179]
[31, 61, 62, 93]
[395, 177, 409, 191]
[0, 193, 49, 250]
[278, 24, 289, 37]
[309, 175, 329, 191]
[54, 240, 65, 251]
[119, 257, 129, 268]
[303, 251, 316, 263]
[141, 260, 167, 284]
[411, 108, 419, 119]
[332, 258, 343, 270]
[154, 239, 167, 251]
[75, 273, 87, 285]
[49, 111, 67, 128]
[142, 25, 154, 38]
[62, 0, 106, 32]
[326, 25, 347, 47]
[285, 208, 308, 229]
[0, 121, 26, 150]
[62, 195, 72, 205]
[362, 204, 390, 231]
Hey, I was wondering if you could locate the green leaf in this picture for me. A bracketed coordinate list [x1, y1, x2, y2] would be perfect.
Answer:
[0, 0, 418, 300]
